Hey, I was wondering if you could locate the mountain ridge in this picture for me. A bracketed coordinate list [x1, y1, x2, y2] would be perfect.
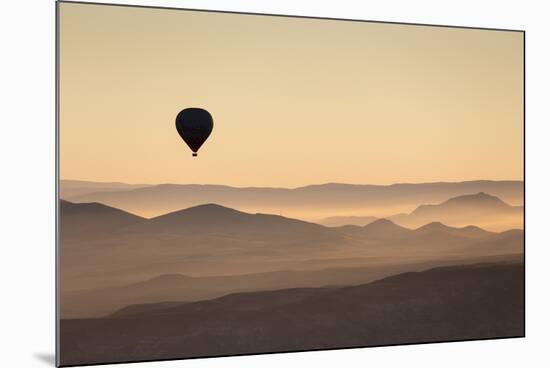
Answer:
[62, 180, 523, 220]
[390, 192, 523, 231]
[59, 262, 524, 366]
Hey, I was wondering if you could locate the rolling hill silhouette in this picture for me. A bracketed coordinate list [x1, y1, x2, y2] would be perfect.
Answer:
[355, 218, 412, 240]
[58, 179, 525, 365]
[59, 200, 523, 293]
[412, 192, 511, 214]
[61, 253, 522, 319]
[336, 218, 493, 242]
[59, 262, 524, 366]
[320, 215, 377, 227]
[59, 201, 354, 291]
[59, 201, 523, 318]
[390, 192, 523, 231]
[132, 203, 341, 245]
[412, 221, 493, 238]
[61, 180, 523, 220]
[59, 200, 145, 238]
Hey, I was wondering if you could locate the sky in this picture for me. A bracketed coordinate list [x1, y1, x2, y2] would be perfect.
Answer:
[59, 2, 524, 187]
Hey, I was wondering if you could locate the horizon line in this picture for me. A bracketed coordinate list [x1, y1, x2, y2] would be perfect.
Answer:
[59, 178, 524, 190]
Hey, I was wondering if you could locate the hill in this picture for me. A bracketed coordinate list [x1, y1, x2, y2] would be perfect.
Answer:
[135, 203, 341, 245]
[59, 262, 524, 366]
[59, 202, 351, 292]
[320, 215, 377, 227]
[390, 192, 523, 231]
[412, 221, 493, 238]
[62, 180, 523, 219]
[61, 252, 522, 318]
[357, 218, 412, 240]
[59, 201, 524, 294]
[59, 200, 145, 238]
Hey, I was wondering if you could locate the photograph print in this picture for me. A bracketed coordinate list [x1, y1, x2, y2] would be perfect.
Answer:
[57, 2, 524, 366]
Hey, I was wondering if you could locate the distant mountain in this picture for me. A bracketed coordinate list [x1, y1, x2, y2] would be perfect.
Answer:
[59, 202, 352, 292]
[336, 219, 411, 240]
[390, 192, 523, 231]
[412, 192, 510, 215]
[63, 180, 523, 219]
[380, 221, 496, 252]
[60, 262, 524, 366]
[337, 218, 493, 242]
[359, 219, 412, 240]
[60, 202, 523, 319]
[147, 203, 320, 230]
[60, 253, 522, 318]
[59, 200, 524, 295]
[413, 221, 493, 239]
[60, 180, 150, 199]
[61, 253, 523, 319]
[320, 215, 377, 227]
[130, 203, 343, 246]
[59, 200, 145, 238]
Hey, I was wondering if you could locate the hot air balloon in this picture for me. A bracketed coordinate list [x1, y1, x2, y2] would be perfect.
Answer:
[175, 108, 213, 157]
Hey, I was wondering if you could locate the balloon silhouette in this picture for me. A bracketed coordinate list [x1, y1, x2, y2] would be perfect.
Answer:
[175, 108, 213, 157]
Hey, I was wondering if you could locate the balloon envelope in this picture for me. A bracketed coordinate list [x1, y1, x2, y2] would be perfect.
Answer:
[175, 108, 213, 156]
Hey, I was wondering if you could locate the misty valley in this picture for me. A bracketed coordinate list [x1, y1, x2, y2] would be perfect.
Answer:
[58, 180, 524, 366]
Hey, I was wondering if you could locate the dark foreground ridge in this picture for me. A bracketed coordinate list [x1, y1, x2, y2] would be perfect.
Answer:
[59, 262, 524, 366]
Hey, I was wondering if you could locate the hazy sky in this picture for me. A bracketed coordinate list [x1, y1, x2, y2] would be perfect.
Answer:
[59, 3, 523, 187]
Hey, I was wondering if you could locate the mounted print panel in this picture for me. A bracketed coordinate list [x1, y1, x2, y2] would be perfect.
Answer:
[57, 2, 524, 366]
